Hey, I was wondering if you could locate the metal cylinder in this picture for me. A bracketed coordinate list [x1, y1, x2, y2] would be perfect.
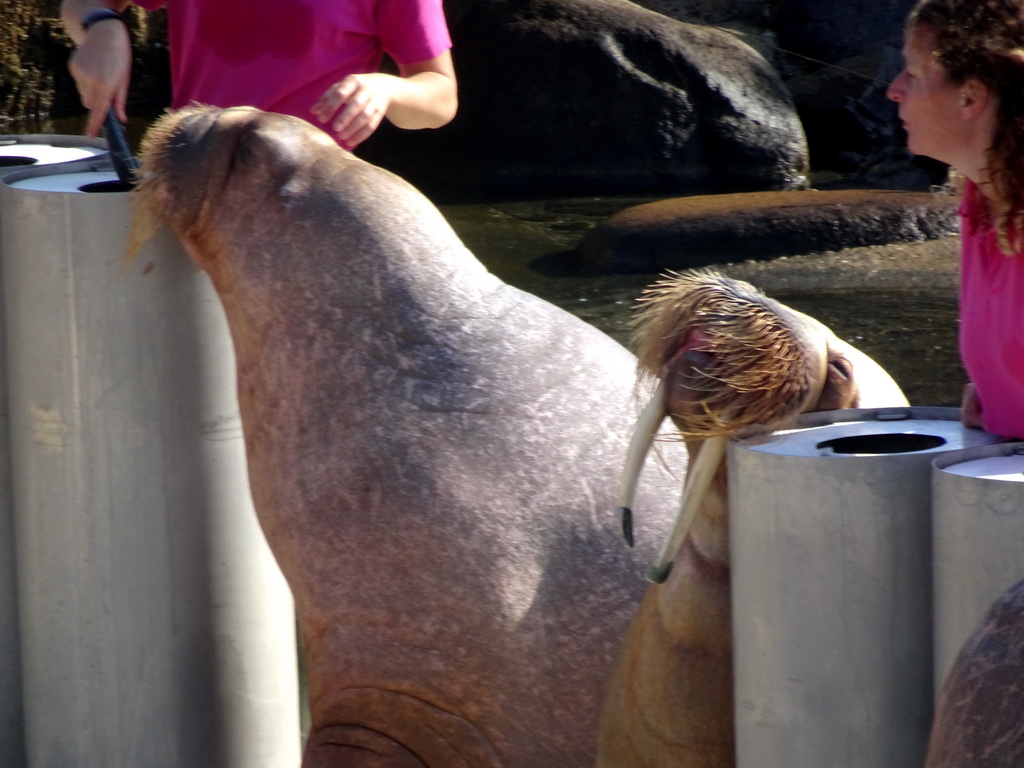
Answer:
[0, 258, 20, 766]
[932, 443, 1024, 690]
[0, 142, 110, 768]
[0, 134, 108, 169]
[0, 164, 300, 767]
[730, 407, 999, 768]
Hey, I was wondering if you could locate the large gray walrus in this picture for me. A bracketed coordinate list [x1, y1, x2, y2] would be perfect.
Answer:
[924, 578, 1024, 767]
[128, 105, 686, 768]
[597, 271, 908, 767]
[129, 105, 906, 767]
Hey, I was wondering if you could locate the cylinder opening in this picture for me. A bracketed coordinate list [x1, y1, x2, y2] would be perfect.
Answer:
[79, 180, 132, 193]
[0, 156, 37, 167]
[816, 433, 947, 455]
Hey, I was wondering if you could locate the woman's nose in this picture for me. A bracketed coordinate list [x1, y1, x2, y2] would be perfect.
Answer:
[887, 73, 906, 102]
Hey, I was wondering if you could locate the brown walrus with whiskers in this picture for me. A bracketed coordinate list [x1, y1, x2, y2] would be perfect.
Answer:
[632, 269, 846, 439]
[602, 269, 907, 767]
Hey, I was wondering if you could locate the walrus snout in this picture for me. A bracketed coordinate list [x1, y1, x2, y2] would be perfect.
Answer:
[136, 105, 315, 187]
[633, 269, 827, 437]
[129, 105, 338, 265]
[620, 269, 829, 577]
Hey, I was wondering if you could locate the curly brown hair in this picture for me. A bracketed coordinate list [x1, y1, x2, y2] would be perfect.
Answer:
[909, 0, 1024, 253]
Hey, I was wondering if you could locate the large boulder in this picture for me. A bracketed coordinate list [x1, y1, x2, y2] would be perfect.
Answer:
[601, 0, 939, 189]
[766, 0, 946, 186]
[360, 0, 808, 196]
[577, 189, 959, 272]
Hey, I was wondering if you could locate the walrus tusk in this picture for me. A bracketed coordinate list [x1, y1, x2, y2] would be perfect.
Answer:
[616, 381, 667, 547]
[646, 434, 727, 584]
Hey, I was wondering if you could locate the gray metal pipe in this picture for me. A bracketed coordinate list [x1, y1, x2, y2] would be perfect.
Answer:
[0, 282, 21, 767]
[0, 164, 300, 767]
[730, 407, 998, 768]
[0, 142, 112, 768]
[932, 443, 1024, 691]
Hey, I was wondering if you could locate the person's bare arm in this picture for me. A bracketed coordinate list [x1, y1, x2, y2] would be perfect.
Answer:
[62, 0, 134, 136]
[310, 51, 457, 147]
[387, 52, 458, 129]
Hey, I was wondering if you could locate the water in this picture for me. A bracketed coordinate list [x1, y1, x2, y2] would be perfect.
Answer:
[441, 198, 964, 408]
[779, 290, 960, 407]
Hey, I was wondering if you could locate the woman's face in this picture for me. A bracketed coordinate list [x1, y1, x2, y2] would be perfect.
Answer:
[887, 25, 973, 165]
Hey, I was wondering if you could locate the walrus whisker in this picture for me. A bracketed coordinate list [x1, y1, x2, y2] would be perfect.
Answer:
[125, 105, 223, 267]
[125, 184, 164, 266]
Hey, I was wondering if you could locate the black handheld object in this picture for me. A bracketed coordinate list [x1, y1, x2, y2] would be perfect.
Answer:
[103, 109, 139, 187]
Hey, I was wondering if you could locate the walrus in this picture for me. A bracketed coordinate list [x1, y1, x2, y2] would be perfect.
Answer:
[597, 270, 908, 767]
[924, 578, 1024, 768]
[127, 104, 690, 768]
[129, 106, 906, 767]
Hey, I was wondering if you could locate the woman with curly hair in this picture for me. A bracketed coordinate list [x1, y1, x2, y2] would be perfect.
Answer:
[888, 0, 1024, 439]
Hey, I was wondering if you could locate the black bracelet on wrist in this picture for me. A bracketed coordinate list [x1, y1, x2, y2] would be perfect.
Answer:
[82, 8, 125, 31]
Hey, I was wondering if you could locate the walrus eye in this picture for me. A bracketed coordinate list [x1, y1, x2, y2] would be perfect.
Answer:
[668, 349, 716, 402]
[830, 357, 853, 380]
[815, 357, 858, 411]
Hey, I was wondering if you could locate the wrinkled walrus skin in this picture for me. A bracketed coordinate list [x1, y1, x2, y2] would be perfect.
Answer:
[129, 105, 688, 768]
[597, 272, 908, 767]
[925, 578, 1024, 768]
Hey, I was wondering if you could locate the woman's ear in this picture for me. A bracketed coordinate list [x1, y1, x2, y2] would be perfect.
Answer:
[960, 77, 994, 117]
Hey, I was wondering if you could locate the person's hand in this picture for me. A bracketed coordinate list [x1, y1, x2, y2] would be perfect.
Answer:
[310, 73, 394, 148]
[961, 381, 984, 429]
[67, 19, 132, 137]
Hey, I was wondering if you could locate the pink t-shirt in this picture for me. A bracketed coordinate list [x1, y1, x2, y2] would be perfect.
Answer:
[133, 0, 451, 143]
[958, 180, 1024, 439]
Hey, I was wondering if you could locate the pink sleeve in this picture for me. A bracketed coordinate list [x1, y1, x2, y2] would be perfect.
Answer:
[132, 0, 167, 10]
[376, 0, 452, 65]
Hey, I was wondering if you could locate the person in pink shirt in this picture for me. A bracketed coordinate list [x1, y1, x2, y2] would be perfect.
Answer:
[61, 0, 457, 150]
[888, 0, 1024, 440]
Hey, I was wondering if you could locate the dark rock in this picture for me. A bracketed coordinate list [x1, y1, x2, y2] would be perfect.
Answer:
[769, 3, 929, 186]
[784, 50, 894, 170]
[576, 188, 959, 273]
[770, 0, 916, 64]
[628, 0, 768, 25]
[360, 0, 808, 197]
